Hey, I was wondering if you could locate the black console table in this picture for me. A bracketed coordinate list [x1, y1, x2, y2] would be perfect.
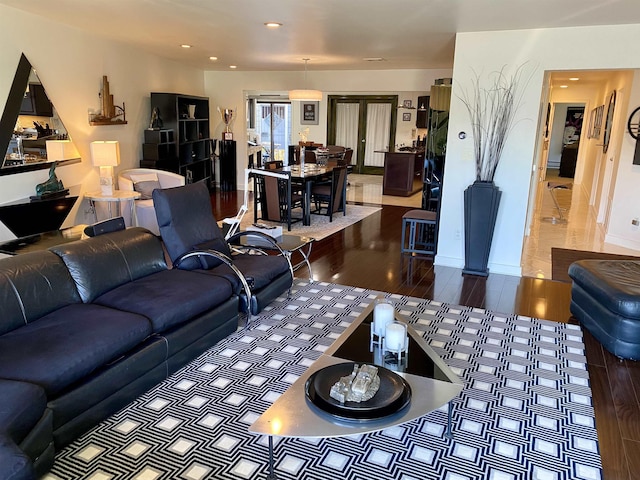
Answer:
[0, 185, 80, 249]
[0, 227, 84, 256]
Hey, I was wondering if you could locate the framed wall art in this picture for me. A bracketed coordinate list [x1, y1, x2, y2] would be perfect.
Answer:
[592, 104, 604, 139]
[300, 101, 319, 125]
[402, 112, 411, 121]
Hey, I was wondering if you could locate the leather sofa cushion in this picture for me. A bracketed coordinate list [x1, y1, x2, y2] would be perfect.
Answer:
[0, 379, 46, 444]
[94, 269, 234, 333]
[569, 260, 640, 319]
[203, 255, 291, 291]
[0, 304, 152, 396]
[50, 228, 167, 303]
[0, 251, 80, 336]
[0, 435, 34, 480]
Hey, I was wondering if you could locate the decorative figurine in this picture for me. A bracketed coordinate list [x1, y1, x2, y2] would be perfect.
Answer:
[35, 163, 66, 197]
[149, 107, 163, 130]
[329, 364, 380, 404]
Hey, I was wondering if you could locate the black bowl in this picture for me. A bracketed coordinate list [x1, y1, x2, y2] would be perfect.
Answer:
[305, 362, 411, 421]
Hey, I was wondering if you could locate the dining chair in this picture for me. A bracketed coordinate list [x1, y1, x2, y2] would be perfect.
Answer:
[264, 160, 283, 170]
[304, 150, 317, 164]
[311, 165, 348, 222]
[253, 170, 304, 230]
[153, 182, 293, 318]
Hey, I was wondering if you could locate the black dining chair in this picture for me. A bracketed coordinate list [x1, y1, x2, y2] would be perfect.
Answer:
[253, 169, 304, 231]
[264, 160, 283, 170]
[311, 165, 348, 222]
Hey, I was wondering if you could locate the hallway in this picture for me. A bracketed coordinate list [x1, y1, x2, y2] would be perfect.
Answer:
[521, 168, 639, 278]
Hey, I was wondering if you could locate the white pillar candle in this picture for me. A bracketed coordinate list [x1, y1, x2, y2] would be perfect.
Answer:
[385, 322, 407, 352]
[373, 301, 394, 336]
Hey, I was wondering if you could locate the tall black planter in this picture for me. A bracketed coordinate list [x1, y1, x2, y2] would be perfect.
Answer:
[463, 181, 502, 276]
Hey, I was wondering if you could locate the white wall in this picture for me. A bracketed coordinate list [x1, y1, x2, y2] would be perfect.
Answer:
[437, 24, 640, 276]
[0, 5, 204, 241]
[204, 69, 452, 188]
[605, 70, 640, 249]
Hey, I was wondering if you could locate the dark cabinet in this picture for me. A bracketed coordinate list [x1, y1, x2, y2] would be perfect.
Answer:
[219, 140, 237, 191]
[559, 143, 578, 178]
[149, 93, 213, 187]
[140, 128, 176, 171]
[20, 84, 53, 117]
[382, 151, 424, 196]
[415, 95, 430, 129]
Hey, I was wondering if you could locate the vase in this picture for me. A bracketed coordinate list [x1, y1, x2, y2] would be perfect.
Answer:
[463, 180, 502, 276]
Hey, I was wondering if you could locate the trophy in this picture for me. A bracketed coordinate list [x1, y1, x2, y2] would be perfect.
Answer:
[218, 107, 234, 140]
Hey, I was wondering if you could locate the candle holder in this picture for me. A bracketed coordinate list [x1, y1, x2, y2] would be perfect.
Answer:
[383, 321, 409, 362]
[370, 298, 394, 351]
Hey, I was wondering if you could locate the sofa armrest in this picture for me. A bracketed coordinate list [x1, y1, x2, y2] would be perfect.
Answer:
[117, 175, 134, 192]
[158, 172, 186, 189]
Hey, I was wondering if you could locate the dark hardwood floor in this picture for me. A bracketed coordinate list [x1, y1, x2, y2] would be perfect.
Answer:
[211, 189, 635, 480]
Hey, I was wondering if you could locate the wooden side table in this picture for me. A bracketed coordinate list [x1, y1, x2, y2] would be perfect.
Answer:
[85, 190, 141, 226]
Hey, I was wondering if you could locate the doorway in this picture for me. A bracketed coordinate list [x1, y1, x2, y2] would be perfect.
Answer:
[521, 69, 634, 279]
[327, 95, 398, 174]
[547, 103, 585, 179]
[255, 101, 292, 164]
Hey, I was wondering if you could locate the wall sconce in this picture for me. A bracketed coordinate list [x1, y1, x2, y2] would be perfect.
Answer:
[46, 140, 80, 161]
[90, 141, 120, 195]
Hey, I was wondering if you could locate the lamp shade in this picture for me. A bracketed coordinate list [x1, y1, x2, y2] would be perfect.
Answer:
[90, 141, 120, 166]
[46, 140, 80, 161]
[429, 85, 452, 112]
[288, 89, 323, 101]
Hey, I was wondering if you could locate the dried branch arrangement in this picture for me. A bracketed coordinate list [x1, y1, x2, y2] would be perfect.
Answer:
[458, 64, 532, 182]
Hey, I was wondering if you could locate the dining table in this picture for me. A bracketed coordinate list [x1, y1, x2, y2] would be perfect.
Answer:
[279, 164, 336, 226]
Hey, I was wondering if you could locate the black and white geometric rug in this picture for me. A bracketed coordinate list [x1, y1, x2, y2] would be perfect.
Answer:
[45, 280, 602, 480]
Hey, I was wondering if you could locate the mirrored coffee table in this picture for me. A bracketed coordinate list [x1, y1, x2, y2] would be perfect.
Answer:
[249, 299, 463, 479]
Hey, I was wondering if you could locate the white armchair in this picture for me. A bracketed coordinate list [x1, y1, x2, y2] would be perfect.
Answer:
[118, 168, 185, 235]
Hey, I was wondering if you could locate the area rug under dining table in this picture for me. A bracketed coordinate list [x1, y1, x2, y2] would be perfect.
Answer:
[46, 280, 602, 480]
[239, 203, 381, 241]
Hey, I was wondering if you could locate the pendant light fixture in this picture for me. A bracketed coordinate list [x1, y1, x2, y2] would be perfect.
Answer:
[289, 58, 322, 101]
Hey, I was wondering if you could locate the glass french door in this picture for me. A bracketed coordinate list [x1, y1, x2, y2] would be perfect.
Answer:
[256, 102, 292, 165]
[327, 95, 398, 174]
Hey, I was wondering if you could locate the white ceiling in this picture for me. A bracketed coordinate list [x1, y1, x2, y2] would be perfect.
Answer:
[2, 0, 640, 71]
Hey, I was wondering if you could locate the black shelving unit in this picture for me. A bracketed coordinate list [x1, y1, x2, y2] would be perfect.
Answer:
[148, 93, 213, 188]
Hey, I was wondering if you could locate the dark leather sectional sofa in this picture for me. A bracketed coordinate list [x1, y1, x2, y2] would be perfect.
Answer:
[0, 228, 240, 480]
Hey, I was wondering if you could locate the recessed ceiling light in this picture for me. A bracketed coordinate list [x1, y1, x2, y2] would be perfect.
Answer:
[363, 57, 385, 62]
[229, 65, 237, 69]
[180, 44, 192, 49]
[559, 85, 569, 88]
[264, 22, 282, 28]
[209, 56, 218, 61]
[569, 77, 580, 81]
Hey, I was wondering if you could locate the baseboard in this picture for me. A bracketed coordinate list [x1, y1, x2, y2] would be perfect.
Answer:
[487, 262, 522, 277]
[603, 233, 640, 251]
[434, 254, 463, 269]
[434, 255, 522, 277]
